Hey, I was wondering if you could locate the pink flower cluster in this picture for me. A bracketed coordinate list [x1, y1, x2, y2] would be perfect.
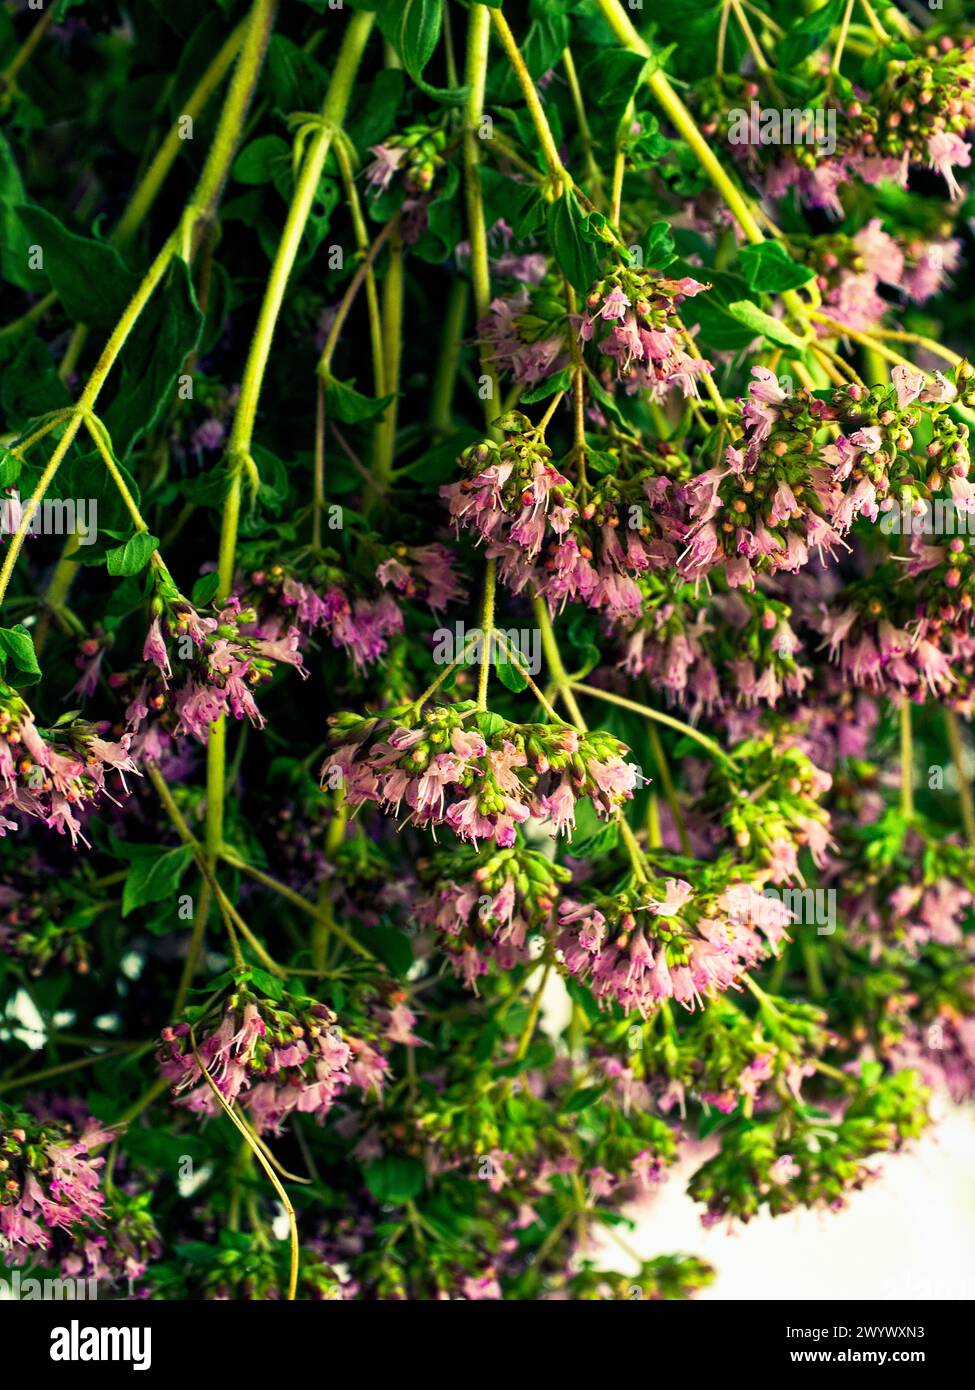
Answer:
[581, 269, 711, 400]
[139, 592, 305, 743]
[157, 992, 388, 1136]
[375, 542, 466, 613]
[0, 683, 139, 847]
[326, 703, 637, 848]
[443, 414, 685, 619]
[556, 879, 791, 1016]
[0, 1107, 112, 1261]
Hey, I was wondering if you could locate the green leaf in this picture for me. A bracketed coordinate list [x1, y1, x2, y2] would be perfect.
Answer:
[475, 711, 505, 739]
[547, 190, 602, 293]
[232, 134, 290, 185]
[106, 532, 159, 578]
[578, 47, 647, 144]
[401, 426, 482, 482]
[520, 366, 573, 404]
[122, 1128, 208, 1171]
[641, 220, 677, 271]
[121, 845, 194, 917]
[0, 136, 34, 291]
[779, 0, 847, 69]
[0, 336, 71, 428]
[362, 1155, 425, 1203]
[376, 0, 466, 104]
[0, 624, 41, 685]
[103, 258, 204, 457]
[360, 923, 414, 977]
[738, 242, 814, 294]
[494, 641, 529, 693]
[191, 571, 221, 607]
[727, 300, 807, 350]
[322, 374, 396, 425]
[244, 966, 286, 1001]
[0, 446, 22, 488]
[15, 205, 139, 329]
[562, 1084, 608, 1114]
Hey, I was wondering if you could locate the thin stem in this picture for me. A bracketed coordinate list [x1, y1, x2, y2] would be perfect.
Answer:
[730, 0, 775, 84]
[0, 4, 55, 88]
[899, 699, 914, 821]
[533, 599, 587, 731]
[801, 937, 826, 1000]
[219, 9, 374, 598]
[476, 559, 497, 710]
[716, 1, 731, 76]
[610, 98, 633, 225]
[332, 136, 385, 397]
[945, 709, 975, 848]
[646, 721, 691, 855]
[366, 227, 403, 507]
[514, 962, 552, 1061]
[492, 629, 564, 723]
[430, 277, 469, 431]
[538, 390, 566, 433]
[463, 5, 499, 429]
[832, 0, 856, 76]
[859, 0, 892, 43]
[207, 10, 373, 892]
[490, 11, 568, 184]
[114, 23, 247, 248]
[570, 680, 734, 765]
[174, 879, 213, 1016]
[866, 327, 963, 367]
[220, 851, 377, 962]
[595, 0, 807, 325]
[0, 1044, 138, 1095]
[0, 0, 276, 614]
[618, 817, 649, 883]
[562, 46, 603, 200]
[85, 414, 152, 533]
[189, 1030, 298, 1301]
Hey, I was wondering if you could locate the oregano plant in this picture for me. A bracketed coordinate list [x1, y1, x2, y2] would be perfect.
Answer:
[0, 0, 974, 1311]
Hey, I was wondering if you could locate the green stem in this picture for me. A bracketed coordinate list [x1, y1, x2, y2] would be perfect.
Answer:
[366, 227, 403, 508]
[899, 699, 914, 821]
[115, 22, 247, 248]
[220, 851, 377, 962]
[490, 11, 567, 183]
[570, 680, 734, 765]
[174, 878, 213, 1016]
[0, 4, 55, 88]
[646, 721, 691, 855]
[429, 276, 469, 431]
[463, 5, 499, 426]
[831, 0, 856, 75]
[801, 936, 826, 1000]
[562, 46, 603, 200]
[332, 135, 386, 397]
[945, 709, 975, 848]
[218, 8, 374, 597]
[476, 558, 496, 711]
[595, 0, 806, 323]
[208, 9, 374, 879]
[0, 0, 276, 615]
[533, 599, 587, 731]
